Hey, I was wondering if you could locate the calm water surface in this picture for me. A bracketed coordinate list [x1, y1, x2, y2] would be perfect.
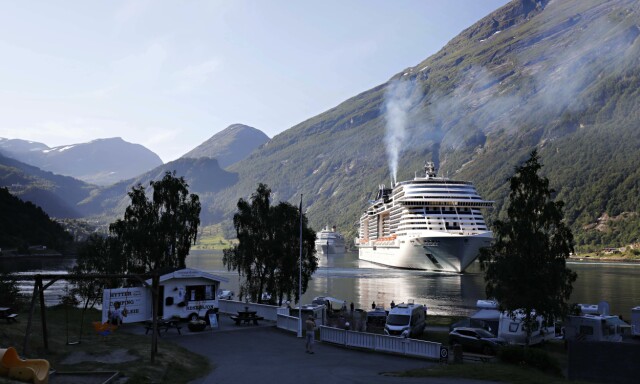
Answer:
[187, 250, 640, 317]
[9, 251, 640, 317]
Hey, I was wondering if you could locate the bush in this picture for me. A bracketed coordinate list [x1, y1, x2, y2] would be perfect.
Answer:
[498, 346, 562, 376]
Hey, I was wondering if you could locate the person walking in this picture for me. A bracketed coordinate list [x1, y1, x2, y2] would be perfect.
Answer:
[305, 315, 316, 354]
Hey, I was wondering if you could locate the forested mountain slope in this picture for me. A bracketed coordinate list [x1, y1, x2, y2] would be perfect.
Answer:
[207, 0, 640, 248]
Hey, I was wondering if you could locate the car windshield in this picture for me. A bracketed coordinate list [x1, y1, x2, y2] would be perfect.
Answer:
[475, 329, 495, 338]
[386, 314, 410, 326]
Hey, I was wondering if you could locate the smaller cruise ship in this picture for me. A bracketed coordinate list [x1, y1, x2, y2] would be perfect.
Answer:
[315, 226, 346, 255]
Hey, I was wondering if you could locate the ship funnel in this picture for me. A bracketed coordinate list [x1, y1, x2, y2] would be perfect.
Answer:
[425, 161, 437, 178]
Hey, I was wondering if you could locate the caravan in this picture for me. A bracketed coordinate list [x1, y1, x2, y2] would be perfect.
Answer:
[384, 303, 426, 338]
[564, 314, 630, 342]
[497, 311, 555, 346]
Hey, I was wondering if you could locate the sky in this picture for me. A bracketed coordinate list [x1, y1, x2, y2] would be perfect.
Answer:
[0, 0, 509, 163]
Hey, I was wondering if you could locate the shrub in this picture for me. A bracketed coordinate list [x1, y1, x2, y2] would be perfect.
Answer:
[498, 346, 562, 376]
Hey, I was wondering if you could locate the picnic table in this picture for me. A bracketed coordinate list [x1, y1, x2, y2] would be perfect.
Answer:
[144, 319, 182, 335]
[230, 310, 263, 325]
[0, 307, 18, 323]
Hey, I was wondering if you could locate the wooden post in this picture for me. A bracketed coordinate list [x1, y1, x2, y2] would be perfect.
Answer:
[37, 276, 49, 351]
[23, 280, 40, 355]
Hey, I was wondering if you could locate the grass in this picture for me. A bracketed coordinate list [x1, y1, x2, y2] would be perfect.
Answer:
[192, 224, 235, 251]
[397, 362, 573, 384]
[0, 306, 210, 383]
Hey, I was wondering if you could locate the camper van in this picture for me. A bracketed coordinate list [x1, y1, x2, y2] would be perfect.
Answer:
[564, 314, 630, 342]
[384, 303, 426, 338]
[497, 311, 555, 346]
[311, 296, 347, 313]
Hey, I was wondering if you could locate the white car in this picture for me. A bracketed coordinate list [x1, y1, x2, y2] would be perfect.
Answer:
[218, 290, 234, 300]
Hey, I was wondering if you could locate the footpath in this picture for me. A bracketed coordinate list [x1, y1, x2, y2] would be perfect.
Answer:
[157, 315, 498, 384]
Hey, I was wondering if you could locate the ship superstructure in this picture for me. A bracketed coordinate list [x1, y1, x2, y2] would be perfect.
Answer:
[356, 162, 493, 272]
[315, 225, 346, 255]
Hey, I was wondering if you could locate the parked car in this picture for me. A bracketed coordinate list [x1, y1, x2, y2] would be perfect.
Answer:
[449, 327, 506, 355]
[217, 290, 234, 300]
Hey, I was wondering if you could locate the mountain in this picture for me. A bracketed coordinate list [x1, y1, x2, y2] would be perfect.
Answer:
[181, 124, 270, 168]
[205, 0, 640, 249]
[79, 157, 238, 221]
[0, 152, 94, 218]
[0, 137, 163, 186]
[0, 187, 73, 252]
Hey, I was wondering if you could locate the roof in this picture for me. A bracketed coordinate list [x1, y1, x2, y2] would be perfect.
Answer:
[471, 309, 500, 321]
[145, 268, 229, 285]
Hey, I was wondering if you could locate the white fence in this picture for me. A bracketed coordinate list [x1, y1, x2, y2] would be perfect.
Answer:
[218, 300, 280, 321]
[319, 326, 442, 360]
[277, 314, 299, 333]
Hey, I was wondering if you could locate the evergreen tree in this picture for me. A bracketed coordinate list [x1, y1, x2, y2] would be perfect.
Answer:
[480, 150, 577, 342]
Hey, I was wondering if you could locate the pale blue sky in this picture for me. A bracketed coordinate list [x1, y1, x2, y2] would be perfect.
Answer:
[0, 0, 508, 162]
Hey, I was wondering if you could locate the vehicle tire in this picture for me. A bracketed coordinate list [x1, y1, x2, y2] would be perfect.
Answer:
[189, 313, 199, 322]
[482, 345, 493, 356]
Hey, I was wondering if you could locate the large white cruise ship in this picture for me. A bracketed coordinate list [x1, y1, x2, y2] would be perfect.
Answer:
[356, 162, 493, 273]
[315, 226, 346, 255]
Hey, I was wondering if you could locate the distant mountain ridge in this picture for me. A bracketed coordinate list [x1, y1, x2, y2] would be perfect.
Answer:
[0, 137, 163, 185]
[181, 124, 269, 168]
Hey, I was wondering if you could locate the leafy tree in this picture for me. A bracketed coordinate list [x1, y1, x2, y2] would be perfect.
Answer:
[223, 184, 318, 304]
[63, 234, 124, 340]
[110, 172, 201, 273]
[480, 150, 577, 343]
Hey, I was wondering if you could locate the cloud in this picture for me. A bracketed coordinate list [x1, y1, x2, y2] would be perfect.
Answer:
[172, 58, 220, 93]
[114, 0, 152, 26]
[112, 42, 168, 87]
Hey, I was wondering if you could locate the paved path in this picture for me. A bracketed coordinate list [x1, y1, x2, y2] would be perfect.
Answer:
[157, 316, 497, 384]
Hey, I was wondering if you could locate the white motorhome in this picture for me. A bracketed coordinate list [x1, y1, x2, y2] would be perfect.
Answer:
[497, 311, 555, 346]
[102, 268, 228, 323]
[632, 306, 640, 337]
[384, 302, 426, 338]
[564, 314, 630, 342]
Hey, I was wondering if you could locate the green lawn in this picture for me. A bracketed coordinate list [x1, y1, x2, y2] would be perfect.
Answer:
[0, 306, 210, 384]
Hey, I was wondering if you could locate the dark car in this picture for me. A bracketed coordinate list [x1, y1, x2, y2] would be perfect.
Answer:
[449, 327, 506, 355]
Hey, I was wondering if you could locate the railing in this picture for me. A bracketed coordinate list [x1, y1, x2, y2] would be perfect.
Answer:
[276, 314, 299, 333]
[277, 307, 290, 316]
[218, 300, 280, 321]
[319, 326, 441, 360]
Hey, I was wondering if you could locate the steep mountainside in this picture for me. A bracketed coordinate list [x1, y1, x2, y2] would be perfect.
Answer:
[0, 153, 94, 218]
[79, 157, 238, 221]
[181, 124, 269, 168]
[0, 187, 73, 251]
[0, 137, 163, 185]
[206, 0, 640, 248]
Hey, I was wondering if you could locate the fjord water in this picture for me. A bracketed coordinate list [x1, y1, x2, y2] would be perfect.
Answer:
[11, 251, 640, 317]
[187, 250, 640, 317]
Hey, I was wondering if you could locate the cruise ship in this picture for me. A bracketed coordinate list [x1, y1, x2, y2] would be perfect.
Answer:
[315, 226, 346, 255]
[356, 162, 493, 273]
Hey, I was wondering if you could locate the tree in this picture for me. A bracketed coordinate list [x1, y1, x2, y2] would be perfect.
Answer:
[110, 171, 201, 273]
[223, 184, 318, 304]
[480, 150, 577, 343]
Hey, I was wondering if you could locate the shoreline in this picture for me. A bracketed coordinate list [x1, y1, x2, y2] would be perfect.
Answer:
[568, 256, 640, 264]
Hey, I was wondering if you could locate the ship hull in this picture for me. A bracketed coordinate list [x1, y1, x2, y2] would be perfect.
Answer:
[358, 233, 492, 273]
[315, 241, 346, 255]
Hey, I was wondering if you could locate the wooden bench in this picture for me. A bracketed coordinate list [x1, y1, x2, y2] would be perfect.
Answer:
[230, 315, 264, 325]
[144, 320, 182, 336]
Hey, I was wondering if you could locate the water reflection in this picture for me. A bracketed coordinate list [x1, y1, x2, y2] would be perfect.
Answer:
[8, 251, 640, 318]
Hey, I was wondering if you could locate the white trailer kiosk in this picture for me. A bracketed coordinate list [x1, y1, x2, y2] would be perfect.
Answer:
[150, 268, 228, 321]
[102, 268, 228, 323]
